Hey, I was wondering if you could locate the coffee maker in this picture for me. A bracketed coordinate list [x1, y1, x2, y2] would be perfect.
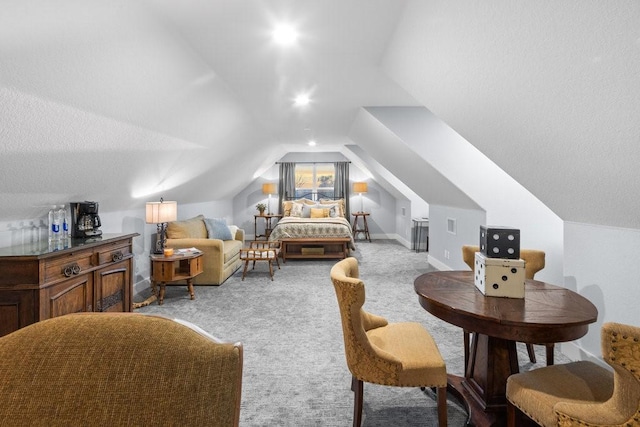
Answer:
[70, 202, 103, 238]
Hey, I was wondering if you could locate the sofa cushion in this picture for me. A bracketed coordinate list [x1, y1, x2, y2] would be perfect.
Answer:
[204, 218, 233, 240]
[166, 215, 207, 239]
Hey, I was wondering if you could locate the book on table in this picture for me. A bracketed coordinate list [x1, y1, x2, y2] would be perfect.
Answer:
[174, 247, 202, 255]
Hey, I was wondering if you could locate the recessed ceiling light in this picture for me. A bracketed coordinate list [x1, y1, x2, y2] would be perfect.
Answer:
[273, 24, 298, 46]
[294, 94, 310, 106]
[308, 140, 317, 147]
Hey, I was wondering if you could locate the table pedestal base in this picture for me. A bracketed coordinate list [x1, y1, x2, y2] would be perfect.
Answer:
[447, 374, 504, 427]
[448, 334, 519, 426]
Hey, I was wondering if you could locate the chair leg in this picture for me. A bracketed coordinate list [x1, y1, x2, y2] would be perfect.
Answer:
[506, 400, 517, 427]
[436, 386, 448, 427]
[526, 343, 537, 363]
[546, 343, 554, 365]
[351, 376, 363, 427]
[241, 260, 249, 280]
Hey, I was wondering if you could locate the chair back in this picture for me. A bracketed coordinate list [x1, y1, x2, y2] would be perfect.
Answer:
[519, 249, 545, 279]
[0, 313, 243, 427]
[462, 245, 545, 279]
[330, 258, 397, 381]
[600, 322, 640, 414]
[554, 322, 640, 424]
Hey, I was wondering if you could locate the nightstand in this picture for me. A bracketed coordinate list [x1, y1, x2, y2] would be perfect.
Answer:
[351, 212, 371, 242]
[254, 214, 282, 240]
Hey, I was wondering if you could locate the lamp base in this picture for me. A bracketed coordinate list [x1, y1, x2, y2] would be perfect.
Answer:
[153, 223, 167, 254]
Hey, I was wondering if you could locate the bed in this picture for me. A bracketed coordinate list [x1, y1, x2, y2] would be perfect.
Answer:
[268, 197, 355, 261]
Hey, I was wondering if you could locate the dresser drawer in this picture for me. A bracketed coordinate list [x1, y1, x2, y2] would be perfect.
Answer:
[44, 250, 94, 283]
[97, 242, 132, 265]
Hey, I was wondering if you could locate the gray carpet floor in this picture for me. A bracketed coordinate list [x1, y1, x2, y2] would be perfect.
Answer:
[135, 240, 564, 426]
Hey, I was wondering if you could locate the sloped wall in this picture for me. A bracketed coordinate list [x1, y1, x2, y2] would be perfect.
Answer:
[382, 0, 640, 229]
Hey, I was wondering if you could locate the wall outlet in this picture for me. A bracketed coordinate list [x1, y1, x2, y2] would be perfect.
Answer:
[444, 249, 450, 259]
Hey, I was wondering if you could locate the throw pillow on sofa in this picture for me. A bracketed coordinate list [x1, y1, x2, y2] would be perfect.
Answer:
[204, 218, 233, 240]
[166, 215, 207, 239]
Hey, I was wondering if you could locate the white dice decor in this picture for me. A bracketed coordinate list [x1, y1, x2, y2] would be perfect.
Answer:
[474, 225, 525, 298]
[474, 252, 525, 298]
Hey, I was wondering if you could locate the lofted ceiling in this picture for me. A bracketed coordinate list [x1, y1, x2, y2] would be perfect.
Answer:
[0, 0, 421, 221]
[1, 0, 639, 231]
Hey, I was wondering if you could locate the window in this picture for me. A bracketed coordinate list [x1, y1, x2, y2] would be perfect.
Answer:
[294, 163, 335, 200]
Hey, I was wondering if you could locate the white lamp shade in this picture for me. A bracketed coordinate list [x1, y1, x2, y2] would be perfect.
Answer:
[145, 201, 177, 224]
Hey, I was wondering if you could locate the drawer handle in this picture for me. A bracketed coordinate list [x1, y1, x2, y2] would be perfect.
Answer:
[112, 251, 124, 262]
[63, 265, 74, 277]
[63, 263, 82, 277]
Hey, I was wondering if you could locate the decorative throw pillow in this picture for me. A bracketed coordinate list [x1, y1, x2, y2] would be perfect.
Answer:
[310, 207, 328, 218]
[282, 201, 294, 216]
[296, 198, 316, 205]
[290, 202, 304, 217]
[320, 199, 344, 217]
[301, 203, 316, 218]
[204, 218, 233, 240]
[320, 203, 339, 218]
[166, 215, 207, 239]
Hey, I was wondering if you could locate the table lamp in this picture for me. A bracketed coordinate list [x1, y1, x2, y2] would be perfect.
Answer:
[146, 198, 178, 254]
[262, 183, 277, 215]
[353, 182, 368, 213]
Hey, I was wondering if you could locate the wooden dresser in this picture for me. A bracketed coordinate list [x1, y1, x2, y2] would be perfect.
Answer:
[0, 233, 139, 337]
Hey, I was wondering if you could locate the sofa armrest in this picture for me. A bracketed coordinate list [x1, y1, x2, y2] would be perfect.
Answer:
[233, 227, 245, 244]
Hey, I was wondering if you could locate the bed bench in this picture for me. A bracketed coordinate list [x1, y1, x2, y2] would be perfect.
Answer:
[280, 238, 351, 262]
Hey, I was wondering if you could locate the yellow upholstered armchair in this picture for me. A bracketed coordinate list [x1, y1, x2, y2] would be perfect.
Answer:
[506, 322, 640, 427]
[330, 257, 448, 427]
[462, 245, 551, 365]
[0, 313, 243, 427]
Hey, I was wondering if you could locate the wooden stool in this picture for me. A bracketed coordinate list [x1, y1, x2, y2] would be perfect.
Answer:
[240, 241, 281, 281]
[351, 212, 371, 242]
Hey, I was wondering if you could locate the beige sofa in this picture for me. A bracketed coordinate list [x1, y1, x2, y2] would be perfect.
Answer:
[165, 214, 244, 285]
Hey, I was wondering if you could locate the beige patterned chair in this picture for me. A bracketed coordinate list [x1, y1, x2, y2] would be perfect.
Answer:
[506, 322, 640, 427]
[0, 313, 243, 427]
[330, 257, 448, 427]
[462, 245, 551, 365]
